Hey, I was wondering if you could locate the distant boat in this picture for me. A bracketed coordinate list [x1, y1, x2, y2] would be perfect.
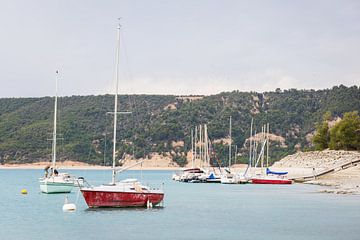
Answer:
[80, 20, 164, 208]
[251, 169, 292, 184]
[39, 71, 74, 194]
[172, 128, 205, 182]
[220, 170, 248, 184]
[221, 116, 237, 184]
[220, 116, 249, 184]
[172, 168, 204, 182]
[173, 124, 221, 183]
[251, 167, 292, 184]
[251, 123, 293, 185]
[206, 171, 221, 183]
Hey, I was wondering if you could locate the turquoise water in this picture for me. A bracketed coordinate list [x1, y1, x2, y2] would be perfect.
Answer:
[1, 169, 360, 240]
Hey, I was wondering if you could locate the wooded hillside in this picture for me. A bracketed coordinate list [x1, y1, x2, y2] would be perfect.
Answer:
[0, 85, 359, 166]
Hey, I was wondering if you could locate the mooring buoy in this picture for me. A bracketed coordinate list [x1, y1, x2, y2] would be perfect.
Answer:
[62, 196, 76, 212]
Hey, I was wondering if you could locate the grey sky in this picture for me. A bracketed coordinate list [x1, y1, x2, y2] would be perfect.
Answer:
[0, 0, 359, 97]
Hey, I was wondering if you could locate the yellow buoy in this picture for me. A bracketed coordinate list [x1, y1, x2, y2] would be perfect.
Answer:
[21, 189, 28, 194]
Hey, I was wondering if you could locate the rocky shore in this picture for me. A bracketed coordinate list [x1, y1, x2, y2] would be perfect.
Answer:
[273, 150, 360, 194]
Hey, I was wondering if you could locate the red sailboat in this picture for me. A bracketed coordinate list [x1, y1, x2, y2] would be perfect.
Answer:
[250, 123, 293, 185]
[251, 177, 292, 184]
[251, 168, 293, 184]
[81, 178, 164, 208]
[80, 20, 164, 208]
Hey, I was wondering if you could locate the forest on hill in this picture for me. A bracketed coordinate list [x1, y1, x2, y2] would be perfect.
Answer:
[0, 85, 359, 166]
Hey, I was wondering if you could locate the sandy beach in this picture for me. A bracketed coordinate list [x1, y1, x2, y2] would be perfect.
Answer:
[0, 160, 181, 170]
[0, 161, 110, 170]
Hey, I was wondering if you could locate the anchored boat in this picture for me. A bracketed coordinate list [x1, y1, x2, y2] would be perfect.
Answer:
[39, 71, 74, 194]
[81, 178, 164, 208]
[251, 168, 292, 184]
[250, 123, 292, 185]
[80, 20, 164, 208]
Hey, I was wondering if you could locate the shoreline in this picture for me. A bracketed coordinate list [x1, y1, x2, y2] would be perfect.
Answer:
[0, 163, 182, 171]
[2, 154, 360, 195]
[0, 164, 316, 173]
[0, 165, 182, 171]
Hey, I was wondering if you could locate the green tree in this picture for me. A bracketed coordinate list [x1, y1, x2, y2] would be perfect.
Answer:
[329, 111, 360, 150]
[313, 111, 331, 150]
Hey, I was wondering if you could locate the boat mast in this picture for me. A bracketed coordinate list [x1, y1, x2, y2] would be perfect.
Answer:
[244, 118, 254, 177]
[261, 125, 264, 174]
[249, 118, 253, 169]
[253, 130, 257, 168]
[51, 71, 59, 174]
[228, 116, 232, 168]
[112, 20, 121, 185]
[204, 124, 209, 168]
[199, 125, 203, 168]
[234, 145, 237, 164]
[203, 124, 207, 168]
[191, 128, 194, 168]
[266, 123, 269, 168]
[194, 126, 198, 165]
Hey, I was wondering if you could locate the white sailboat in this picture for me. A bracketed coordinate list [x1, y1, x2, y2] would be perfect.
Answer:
[221, 116, 234, 184]
[220, 116, 248, 184]
[39, 71, 74, 193]
[173, 124, 221, 183]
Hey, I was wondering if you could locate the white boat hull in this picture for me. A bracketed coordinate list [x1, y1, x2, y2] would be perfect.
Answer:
[221, 174, 250, 184]
[221, 177, 236, 184]
[39, 176, 74, 193]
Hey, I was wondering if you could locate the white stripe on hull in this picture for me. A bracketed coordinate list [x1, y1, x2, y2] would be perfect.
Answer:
[40, 182, 73, 193]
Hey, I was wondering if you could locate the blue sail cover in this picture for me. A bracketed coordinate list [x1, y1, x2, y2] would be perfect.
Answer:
[207, 172, 220, 179]
[266, 168, 288, 175]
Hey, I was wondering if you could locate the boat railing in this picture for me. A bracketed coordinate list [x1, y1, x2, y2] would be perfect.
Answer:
[75, 177, 92, 188]
[144, 182, 165, 192]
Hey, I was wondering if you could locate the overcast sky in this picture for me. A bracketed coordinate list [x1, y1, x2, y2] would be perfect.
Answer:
[0, 0, 359, 97]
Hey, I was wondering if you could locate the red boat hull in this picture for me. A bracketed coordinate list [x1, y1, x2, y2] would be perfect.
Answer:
[81, 190, 164, 208]
[251, 178, 293, 184]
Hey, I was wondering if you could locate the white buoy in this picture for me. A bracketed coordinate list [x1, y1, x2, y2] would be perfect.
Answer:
[62, 196, 76, 212]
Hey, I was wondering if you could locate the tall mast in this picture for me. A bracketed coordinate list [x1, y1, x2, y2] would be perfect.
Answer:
[204, 124, 209, 168]
[194, 126, 198, 165]
[51, 71, 59, 172]
[261, 125, 266, 174]
[191, 128, 194, 168]
[249, 118, 253, 169]
[199, 125, 203, 167]
[260, 125, 264, 173]
[266, 123, 269, 168]
[228, 116, 232, 168]
[234, 145, 237, 164]
[112, 20, 121, 185]
[253, 130, 257, 168]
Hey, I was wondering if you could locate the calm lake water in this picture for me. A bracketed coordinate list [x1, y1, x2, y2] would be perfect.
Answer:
[1, 169, 360, 240]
